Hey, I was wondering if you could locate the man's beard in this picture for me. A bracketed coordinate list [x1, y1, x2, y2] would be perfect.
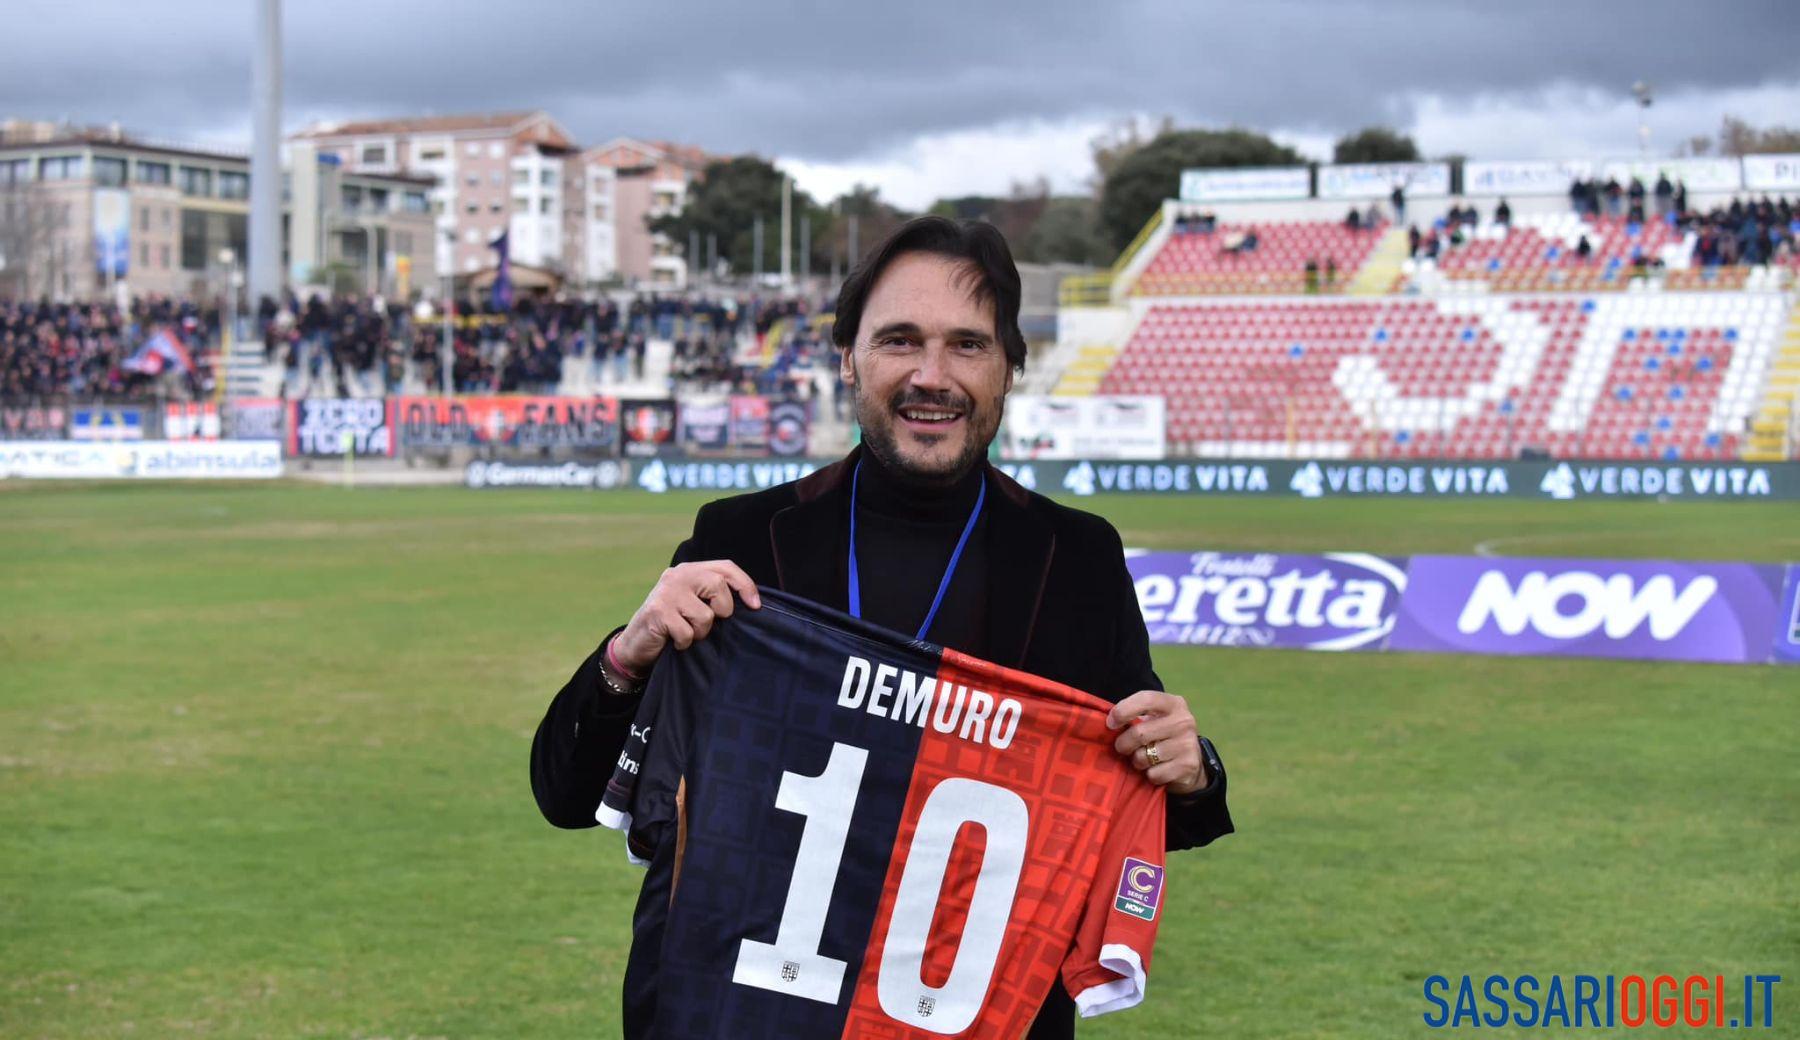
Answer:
[850, 376, 1003, 488]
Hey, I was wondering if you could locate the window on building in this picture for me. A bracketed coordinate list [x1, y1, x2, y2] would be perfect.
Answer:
[540, 169, 556, 187]
[592, 203, 608, 221]
[539, 197, 552, 214]
[513, 169, 530, 185]
[138, 207, 150, 232]
[341, 185, 364, 212]
[464, 202, 477, 214]
[93, 157, 128, 186]
[419, 147, 445, 162]
[161, 208, 172, 230]
[180, 209, 208, 270]
[465, 174, 479, 187]
[487, 142, 503, 159]
[513, 197, 529, 213]
[465, 142, 480, 157]
[179, 166, 213, 196]
[463, 228, 478, 244]
[219, 171, 249, 199]
[0, 158, 31, 184]
[653, 190, 677, 209]
[369, 187, 389, 212]
[137, 160, 171, 185]
[159, 243, 170, 269]
[403, 191, 429, 214]
[360, 144, 388, 165]
[490, 202, 503, 213]
[489, 171, 502, 185]
[39, 155, 85, 180]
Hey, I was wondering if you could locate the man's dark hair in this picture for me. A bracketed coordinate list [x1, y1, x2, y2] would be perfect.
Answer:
[832, 216, 1027, 372]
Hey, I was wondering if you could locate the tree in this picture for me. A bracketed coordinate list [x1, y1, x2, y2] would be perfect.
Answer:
[1018, 196, 1110, 267]
[650, 155, 825, 276]
[1332, 126, 1421, 164]
[1097, 129, 1303, 251]
[822, 184, 910, 273]
[0, 178, 55, 299]
[1715, 115, 1800, 156]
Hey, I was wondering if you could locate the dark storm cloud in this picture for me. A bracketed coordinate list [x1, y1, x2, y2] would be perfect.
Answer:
[3, 0, 1796, 157]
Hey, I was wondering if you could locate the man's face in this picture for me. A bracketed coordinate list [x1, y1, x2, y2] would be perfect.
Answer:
[841, 252, 1013, 485]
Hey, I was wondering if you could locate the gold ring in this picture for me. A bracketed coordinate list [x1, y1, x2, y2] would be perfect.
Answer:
[1144, 742, 1162, 766]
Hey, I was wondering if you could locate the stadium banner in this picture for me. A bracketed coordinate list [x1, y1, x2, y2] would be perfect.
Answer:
[1001, 395, 1167, 460]
[1741, 154, 1800, 192]
[70, 405, 143, 441]
[0, 440, 281, 480]
[1317, 162, 1451, 200]
[634, 457, 820, 494]
[729, 395, 771, 451]
[1776, 565, 1800, 665]
[394, 395, 620, 452]
[93, 187, 129, 280]
[1, 403, 67, 440]
[619, 398, 678, 458]
[1462, 159, 1596, 197]
[677, 396, 731, 452]
[768, 399, 811, 457]
[463, 458, 630, 490]
[288, 398, 396, 457]
[1599, 157, 1740, 193]
[1389, 556, 1787, 665]
[226, 397, 285, 440]
[163, 402, 220, 441]
[1178, 165, 1310, 202]
[1127, 550, 1406, 650]
[1005, 458, 1800, 501]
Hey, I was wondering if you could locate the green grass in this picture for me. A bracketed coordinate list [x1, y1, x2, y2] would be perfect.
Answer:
[1, 483, 1794, 1038]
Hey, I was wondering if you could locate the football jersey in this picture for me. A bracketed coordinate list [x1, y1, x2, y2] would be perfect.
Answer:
[599, 587, 1167, 1039]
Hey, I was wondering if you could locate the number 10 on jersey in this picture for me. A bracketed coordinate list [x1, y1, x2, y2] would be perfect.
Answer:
[731, 741, 1030, 1035]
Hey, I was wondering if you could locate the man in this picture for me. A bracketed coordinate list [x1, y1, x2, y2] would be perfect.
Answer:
[532, 216, 1233, 1039]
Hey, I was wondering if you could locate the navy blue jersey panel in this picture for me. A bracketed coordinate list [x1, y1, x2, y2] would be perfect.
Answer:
[626, 588, 942, 1039]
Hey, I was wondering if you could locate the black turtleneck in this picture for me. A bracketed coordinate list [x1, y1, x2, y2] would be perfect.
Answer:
[851, 450, 990, 657]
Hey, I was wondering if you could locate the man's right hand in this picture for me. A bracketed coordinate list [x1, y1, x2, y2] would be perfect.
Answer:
[610, 561, 761, 676]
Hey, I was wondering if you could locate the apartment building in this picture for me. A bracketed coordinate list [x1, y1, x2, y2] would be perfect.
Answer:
[579, 138, 709, 288]
[289, 111, 580, 279]
[0, 119, 435, 301]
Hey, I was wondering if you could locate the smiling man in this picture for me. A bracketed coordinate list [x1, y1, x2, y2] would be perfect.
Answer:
[532, 216, 1234, 1039]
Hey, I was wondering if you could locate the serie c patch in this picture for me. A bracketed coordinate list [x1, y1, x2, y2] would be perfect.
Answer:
[1113, 857, 1164, 921]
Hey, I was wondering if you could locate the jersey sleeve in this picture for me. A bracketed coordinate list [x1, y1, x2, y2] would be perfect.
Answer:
[596, 647, 686, 867]
[1061, 769, 1168, 1018]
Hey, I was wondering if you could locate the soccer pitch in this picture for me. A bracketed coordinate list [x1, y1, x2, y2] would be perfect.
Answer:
[2, 483, 1794, 1038]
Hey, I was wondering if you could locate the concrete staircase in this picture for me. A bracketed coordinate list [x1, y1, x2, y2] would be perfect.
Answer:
[1347, 227, 1410, 296]
[1050, 344, 1119, 396]
[1744, 298, 1800, 461]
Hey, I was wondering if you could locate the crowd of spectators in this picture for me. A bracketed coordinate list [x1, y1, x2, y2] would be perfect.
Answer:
[0, 296, 218, 401]
[2, 287, 832, 403]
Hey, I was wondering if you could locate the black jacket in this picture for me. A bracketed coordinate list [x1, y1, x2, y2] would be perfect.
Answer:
[531, 447, 1234, 1037]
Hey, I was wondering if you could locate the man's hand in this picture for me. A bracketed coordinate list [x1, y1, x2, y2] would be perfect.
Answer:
[1108, 690, 1208, 796]
[611, 561, 760, 676]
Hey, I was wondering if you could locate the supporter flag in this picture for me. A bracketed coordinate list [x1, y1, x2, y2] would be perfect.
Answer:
[122, 326, 196, 376]
[489, 230, 514, 312]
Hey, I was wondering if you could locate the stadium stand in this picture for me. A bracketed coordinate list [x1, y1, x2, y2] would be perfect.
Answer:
[1096, 293, 1787, 460]
[1133, 220, 1391, 296]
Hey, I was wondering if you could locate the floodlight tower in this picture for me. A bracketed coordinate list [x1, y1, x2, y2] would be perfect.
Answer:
[248, 0, 283, 304]
[1631, 81, 1654, 157]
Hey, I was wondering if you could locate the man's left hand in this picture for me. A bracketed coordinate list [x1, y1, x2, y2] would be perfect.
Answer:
[1108, 690, 1208, 796]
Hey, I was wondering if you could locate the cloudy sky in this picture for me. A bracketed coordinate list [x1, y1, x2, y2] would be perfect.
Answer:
[5, 0, 1798, 208]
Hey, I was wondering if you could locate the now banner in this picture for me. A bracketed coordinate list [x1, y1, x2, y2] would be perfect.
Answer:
[1389, 556, 1789, 666]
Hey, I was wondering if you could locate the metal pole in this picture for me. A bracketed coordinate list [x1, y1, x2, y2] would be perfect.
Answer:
[848, 214, 860, 266]
[688, 228, 699, 286]
[441, 231, 454, 396]
[248, 0, 283, 302]
[779, 175, 792, 287]
[753, 216, 763, 282]
[799, 215, 810, 285]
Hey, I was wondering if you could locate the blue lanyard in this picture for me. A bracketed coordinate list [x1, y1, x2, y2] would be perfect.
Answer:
[847, 459, 986, 642]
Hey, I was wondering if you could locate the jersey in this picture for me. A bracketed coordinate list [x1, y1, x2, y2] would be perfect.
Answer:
[598, 587, 1167, 1039]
